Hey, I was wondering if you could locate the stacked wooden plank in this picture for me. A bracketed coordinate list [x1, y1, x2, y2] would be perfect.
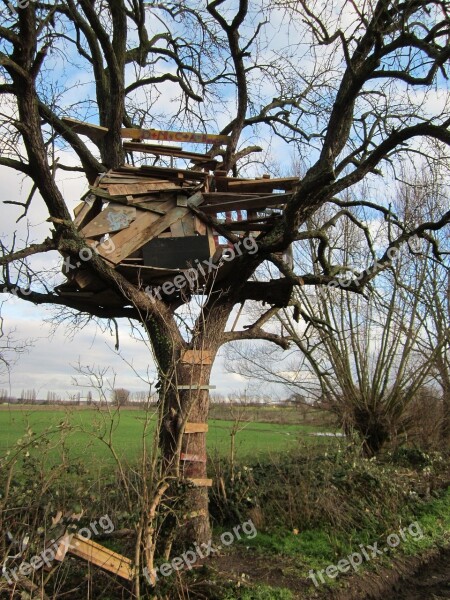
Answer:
[57, 124, 299, 307]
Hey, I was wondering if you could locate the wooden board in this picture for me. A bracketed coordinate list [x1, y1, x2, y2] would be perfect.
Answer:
[81, 205, 137, 237]
[97, 193, 203, 264]
[61, 117, 108, 141]
[73, 197, 102, 229]
[103, 181, 180, 194]
[177, 385, 216, 390]
[181, 213, 195, 236]
[185, 423, 209, 433]
[180, 453, 207, 463]
[228, 177, 299, 192]
[122, 127, 230, 145]
[139, 165, 208, 181]
[180, 349, 213, 365]
[201, 193, 291, 214]
[56, 533, 134, 581]
[186, 478, 213, 487]
[123, 142, 215, 162]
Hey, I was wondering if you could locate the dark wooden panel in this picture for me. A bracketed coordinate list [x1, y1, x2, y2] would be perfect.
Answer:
[142, 235, 211, 269]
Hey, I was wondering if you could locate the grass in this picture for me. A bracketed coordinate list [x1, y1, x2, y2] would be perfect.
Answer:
[0, 405, 340, 470]
[235, 485, 450, 594]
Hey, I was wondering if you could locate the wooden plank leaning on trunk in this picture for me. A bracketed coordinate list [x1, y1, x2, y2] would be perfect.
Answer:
[54, 533, 134, 580]
[96, 192, 204, 264]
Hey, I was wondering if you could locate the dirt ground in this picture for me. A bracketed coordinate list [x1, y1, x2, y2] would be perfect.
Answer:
[209, 545, 450, 599]
[387, 547, 450, 600]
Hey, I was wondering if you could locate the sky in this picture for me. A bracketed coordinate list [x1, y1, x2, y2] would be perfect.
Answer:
[1, 0, 448, 401]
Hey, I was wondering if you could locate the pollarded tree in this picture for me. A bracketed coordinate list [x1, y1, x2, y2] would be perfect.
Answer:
[1, 0, 450, 552]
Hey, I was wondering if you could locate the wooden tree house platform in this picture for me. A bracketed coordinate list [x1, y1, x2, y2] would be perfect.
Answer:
[57, 121, 299, 308]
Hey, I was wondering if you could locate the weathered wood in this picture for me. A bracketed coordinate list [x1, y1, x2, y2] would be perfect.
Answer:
[177, 385, 216, 390]
[139, 165, 207, 181]
[180, 349, 213, 365]
[56, 533, 134, 580]
[203, 192, 269, 203]
[201, 193, 291, 213]
[180, 453, 207, 463]
[181, 213, 195, 236]
[121, 127, 230, 145]
[186, 478, 213, 487]
[228, 177, 299, 192]
[74, 270, 105, 291]
[97, 193, 203, 264]
[103, 181, 180, 194]
[73, 196, 102, 229]
[194, 216, 207, 235]
[185, 423, 209, 433]
[61, 117, 108, 141]
[81, 205, 137, 237]
[123, 141, 216, 162]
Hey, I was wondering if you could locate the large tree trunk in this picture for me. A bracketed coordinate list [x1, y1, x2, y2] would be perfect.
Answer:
[158, 355, 216, 546]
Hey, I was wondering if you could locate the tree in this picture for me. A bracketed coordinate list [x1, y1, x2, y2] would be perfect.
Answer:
[1, 0, 450, 553]
[112, 387, 130, 406]
[227, 199, 444, 455]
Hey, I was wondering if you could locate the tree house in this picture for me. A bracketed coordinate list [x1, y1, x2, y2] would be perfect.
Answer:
[57, 121, 299, 308]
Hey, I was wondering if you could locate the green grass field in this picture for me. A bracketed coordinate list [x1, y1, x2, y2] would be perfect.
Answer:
[0, 405, 340, 471]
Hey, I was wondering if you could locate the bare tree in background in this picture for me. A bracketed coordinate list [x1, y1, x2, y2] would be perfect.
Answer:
[227, 186, 448, 456]
[112, 387, 130, 406]
[1, 0, 450, 550]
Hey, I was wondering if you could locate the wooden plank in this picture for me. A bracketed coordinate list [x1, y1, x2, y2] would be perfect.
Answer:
[74, 270, 105, 291]
[121, 127, 230, 145]
[73, 197, 102, 229]
[105, 180, 179, 196]
[54, 533, 74, 562]
[170, 219, 185, 237]
[88, 186, 129, 205]
[203, 192, 269, 203]
[180, 453, 207, 463]
[186, 478, 213, 487]
[73, 202, 85, 217]
[185, 423, 209, 433]
[97, 193, 203, 264]
[181, 213, 195, 236]
[81, 205, 137, 237]
[201, 193, 291, 214]
[63, 534, 134, 580]
[177, 385, 216, 390]
[180, 349, 213, 365]
[139, 165, 207, 180]
[123, 142, 214, 162]
[194, 216, 207, 235]
[103, 181, 180, 194]
[61, 117, 108, 141]
[228, 177, 299, 192]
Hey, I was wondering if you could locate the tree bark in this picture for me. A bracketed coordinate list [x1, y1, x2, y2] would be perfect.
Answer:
[158, 356, 215, 545]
